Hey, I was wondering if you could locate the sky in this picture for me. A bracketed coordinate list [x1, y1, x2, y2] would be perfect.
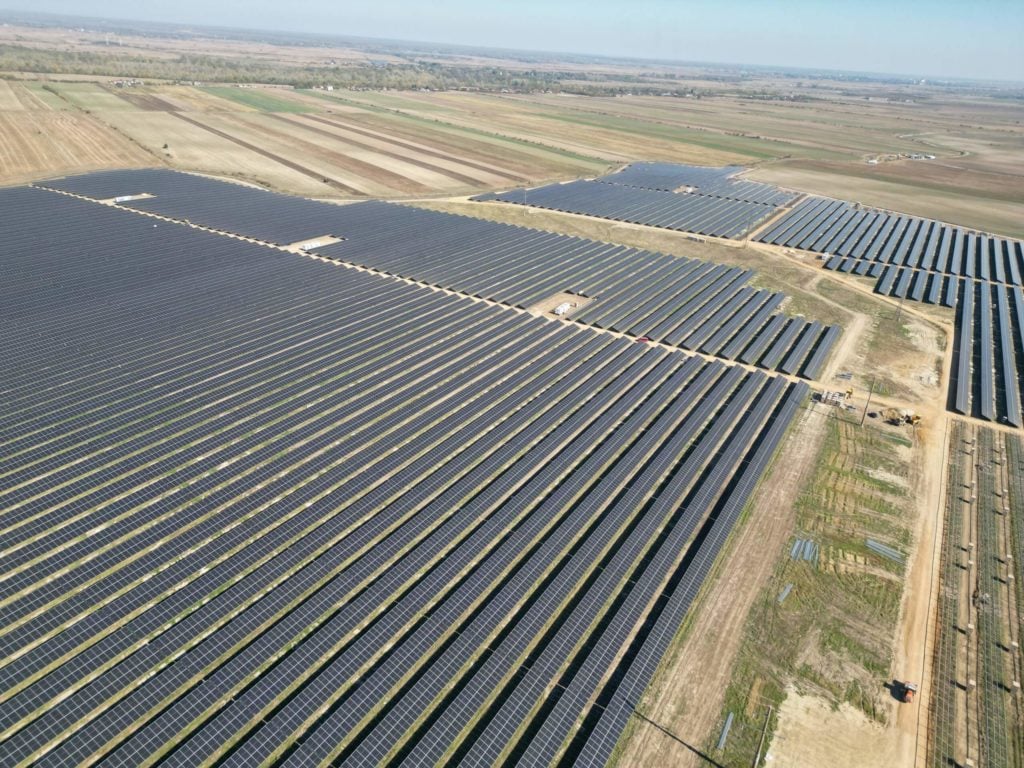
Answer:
[4, 0, 1023, 81]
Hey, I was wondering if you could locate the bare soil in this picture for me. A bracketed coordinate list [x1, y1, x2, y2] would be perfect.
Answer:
[526, 292, 594, 317]
[97, 109, 328, 194]
[767, 688, 913, 767]
[0, 111, 150, 183]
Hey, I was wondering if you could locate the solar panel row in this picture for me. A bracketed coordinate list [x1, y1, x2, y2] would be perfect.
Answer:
[475, 179, 779, 238]
[1, 182, 810, 766]
[39, 170, 839, 379]
[950, 281, 1024, 428]
[759, 197, 1024, 288]
[754, 193, 1024, 427]
[598, 162, 741, 191]
[595, 162, 797, 206]
[854, 264, 960, 307]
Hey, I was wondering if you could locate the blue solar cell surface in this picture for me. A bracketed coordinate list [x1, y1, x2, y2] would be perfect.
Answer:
[0, 178, 811, 766]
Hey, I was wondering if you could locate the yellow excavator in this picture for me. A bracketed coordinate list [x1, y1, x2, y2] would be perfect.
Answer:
[882, 408, 921, 427]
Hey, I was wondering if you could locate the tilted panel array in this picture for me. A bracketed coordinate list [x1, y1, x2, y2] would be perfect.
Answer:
[757, 197, 1024, 298]
[758, 195, 1024, 427]
[474, 179, 781, 238]
[595, 162, 798, 206]
[950, 280, 1024, 427]
[40, 169, 839, 379]
[315, 204, 838, 378]
[598, 162, 741, 191]
[39, 168, 357, 246]
[0, 184, 808, 766]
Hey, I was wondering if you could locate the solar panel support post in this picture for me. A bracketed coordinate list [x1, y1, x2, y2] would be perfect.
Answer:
[753, 704, 773, 768]
[746, 205, 761, 242]
[860, 376, 876, 427]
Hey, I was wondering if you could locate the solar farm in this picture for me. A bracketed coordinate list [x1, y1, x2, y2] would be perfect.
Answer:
[473, 162, 797, 239]
[757, 197, 1024, 296]
[0, 171, 818, 766]
[2, 136, 1019, 768]
[597, 162, 798, 206]
[757, 197, 1024, 426]
[0, 10, 1021, 760]
[39, 169, 839, 378]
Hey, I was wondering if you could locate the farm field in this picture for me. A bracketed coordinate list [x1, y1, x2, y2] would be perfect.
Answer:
[500, 92, 1024, 235]
[330, 89, 1024, 236]
[333, 89, 780, 165]
[0, 72, 1019, 241]
[0, 79, 612, 197]
[0, 84, 149, 182]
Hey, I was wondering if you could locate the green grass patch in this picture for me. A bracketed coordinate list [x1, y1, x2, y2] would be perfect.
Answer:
[25, 82, 71, 109]
[536, 108, 784, 161]
[712, 415, 914, 766]
[305, 90, 610, 172]
[202, 86, 313, 113]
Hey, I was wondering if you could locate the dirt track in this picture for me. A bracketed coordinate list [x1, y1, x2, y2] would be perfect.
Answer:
[270, 114, 485, 188]
[302, 113, 525, 183]
[169, 112, 364, 195]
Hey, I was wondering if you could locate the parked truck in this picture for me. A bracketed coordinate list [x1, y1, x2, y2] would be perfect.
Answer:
[897, 681, 918, 703]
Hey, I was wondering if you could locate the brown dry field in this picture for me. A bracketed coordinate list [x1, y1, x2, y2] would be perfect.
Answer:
[0, 58, 1020, 238]
[0, 108, 149, 183]
[0, 79, 613, 195]
[392, 90, 1024, 235]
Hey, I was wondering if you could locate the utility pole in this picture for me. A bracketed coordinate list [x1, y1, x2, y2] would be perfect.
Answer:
[860, 376, 876, 427]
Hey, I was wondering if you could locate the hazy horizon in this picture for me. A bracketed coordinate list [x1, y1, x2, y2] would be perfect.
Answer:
[1, 1, 1022, 83]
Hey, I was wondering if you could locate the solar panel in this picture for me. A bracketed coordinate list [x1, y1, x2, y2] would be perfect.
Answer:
[0, 177, 815, 768]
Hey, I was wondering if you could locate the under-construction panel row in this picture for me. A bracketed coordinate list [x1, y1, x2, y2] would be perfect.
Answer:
[927, 423, 1024, 768]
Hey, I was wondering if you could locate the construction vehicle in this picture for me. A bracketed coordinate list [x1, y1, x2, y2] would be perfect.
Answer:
[882, 408, 921, 427]
[897, 681, 918, 703]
